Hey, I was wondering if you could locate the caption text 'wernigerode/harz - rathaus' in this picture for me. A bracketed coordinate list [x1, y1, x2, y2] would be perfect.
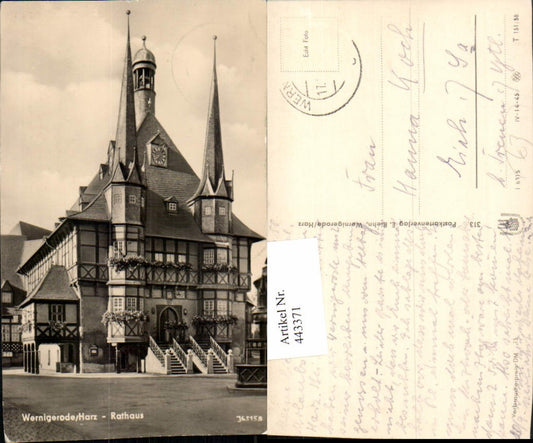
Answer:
[15, 12, 263, 375]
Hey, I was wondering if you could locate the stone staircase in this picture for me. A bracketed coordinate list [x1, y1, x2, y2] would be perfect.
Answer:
[158, 342, 187, 375]
[195, 338, 228, 374]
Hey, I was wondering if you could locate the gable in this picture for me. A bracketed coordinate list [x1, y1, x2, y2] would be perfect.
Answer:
[8, 221, 51, 240]
[1, 235, 26, 289]
[19, 265, 78, 308]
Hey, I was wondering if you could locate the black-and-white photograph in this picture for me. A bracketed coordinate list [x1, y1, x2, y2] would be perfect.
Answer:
[1, 0, 266, 440]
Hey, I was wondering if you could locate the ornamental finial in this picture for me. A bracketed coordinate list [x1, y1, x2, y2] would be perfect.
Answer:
[212, 35, 217, 67]
[126, 10, 131, 41]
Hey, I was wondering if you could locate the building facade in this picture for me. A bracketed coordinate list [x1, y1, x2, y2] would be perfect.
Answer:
[2, 222, 51, 367]
[16, 17, 262, 374]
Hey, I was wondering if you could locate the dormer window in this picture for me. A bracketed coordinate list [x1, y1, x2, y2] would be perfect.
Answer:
[165, 197, 179, 214]
[99, 163, 109, 180]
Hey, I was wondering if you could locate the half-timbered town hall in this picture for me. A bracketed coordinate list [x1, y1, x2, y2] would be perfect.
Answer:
[16, 14, 262, 375]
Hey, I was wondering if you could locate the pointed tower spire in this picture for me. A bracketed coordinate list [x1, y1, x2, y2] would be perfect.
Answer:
[190, 36, 232, 202]
[202, 36, 225, 188]
[115, 10, 137, 169]
[207, 35, 225, 187]
[188, 37, 233, 235]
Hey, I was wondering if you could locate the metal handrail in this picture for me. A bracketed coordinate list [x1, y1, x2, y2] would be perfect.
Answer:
[149, 335, 165, 365]
[209, 336, 228, 369]
[171, 338, 188, 367]
[189, 335, 208, 367]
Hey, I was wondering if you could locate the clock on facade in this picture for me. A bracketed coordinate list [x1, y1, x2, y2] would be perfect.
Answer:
[150, 143, 168, 167]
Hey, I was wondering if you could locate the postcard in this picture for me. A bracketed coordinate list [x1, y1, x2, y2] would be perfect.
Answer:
[267, 0, 532, 439]
[1, 0, 266, 440]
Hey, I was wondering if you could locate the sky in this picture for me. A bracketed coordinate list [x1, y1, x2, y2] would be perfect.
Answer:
[1, 0, 266, 278]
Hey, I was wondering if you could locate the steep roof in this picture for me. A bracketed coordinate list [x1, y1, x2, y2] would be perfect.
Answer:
[1, 280, 26, 316]
[29, 35, 263, 254]
[137, 115, 214, 243]
[138, 114, 199, 198]
[21, 239, 46, 267]
[68, 193, 110, 222]
[199, 38, 226, 190]
[1, 235, 26, 289]
[64, 112, 263, 242]
[232, 214, 262, 239]
[189, 37, 232, 203]
[2, 221, 52, 289]
[19, 265, 78, 308]
[143, 192, 211, 242]
[8, 222, 51, 240]
[138, 114, 262, 241]
[114, 12, 137, 170]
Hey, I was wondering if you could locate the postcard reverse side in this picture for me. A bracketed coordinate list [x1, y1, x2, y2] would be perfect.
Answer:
[267, 0, 532, 438]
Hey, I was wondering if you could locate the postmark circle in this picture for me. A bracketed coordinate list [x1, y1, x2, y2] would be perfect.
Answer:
[280, 40, 362, 117]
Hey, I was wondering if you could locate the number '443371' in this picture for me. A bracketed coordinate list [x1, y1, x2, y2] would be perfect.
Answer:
[292, 307, 304, 344]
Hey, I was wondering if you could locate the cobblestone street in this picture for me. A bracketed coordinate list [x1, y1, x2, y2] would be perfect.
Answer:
[3, 372, 266, 441]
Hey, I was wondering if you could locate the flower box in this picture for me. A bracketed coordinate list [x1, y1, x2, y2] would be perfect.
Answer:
[101, 310, 148, 326]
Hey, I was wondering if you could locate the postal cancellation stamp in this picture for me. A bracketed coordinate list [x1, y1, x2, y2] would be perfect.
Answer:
[279, 17, 362, 116]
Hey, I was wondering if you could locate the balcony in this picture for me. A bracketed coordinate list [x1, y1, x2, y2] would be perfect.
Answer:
[146, 267, 199, 286]
[107, 319, 146, 343]
[68, 263, 108, 283]
[21, 321, 79, 343]
[72, 258, 251, 290]
[195, 322, 232, 342]
[199, 271, 251, 289]
[109, 266, 146, 282]
[193, 316, 238, 342]
[103, 310, 148, 344]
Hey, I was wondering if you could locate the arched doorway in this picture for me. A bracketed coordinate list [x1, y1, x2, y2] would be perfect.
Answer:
[158, 307, 180, 343]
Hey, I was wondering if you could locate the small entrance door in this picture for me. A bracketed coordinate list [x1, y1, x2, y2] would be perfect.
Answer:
[159, 307, 179, 343]
[116, 345, 141, 373]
